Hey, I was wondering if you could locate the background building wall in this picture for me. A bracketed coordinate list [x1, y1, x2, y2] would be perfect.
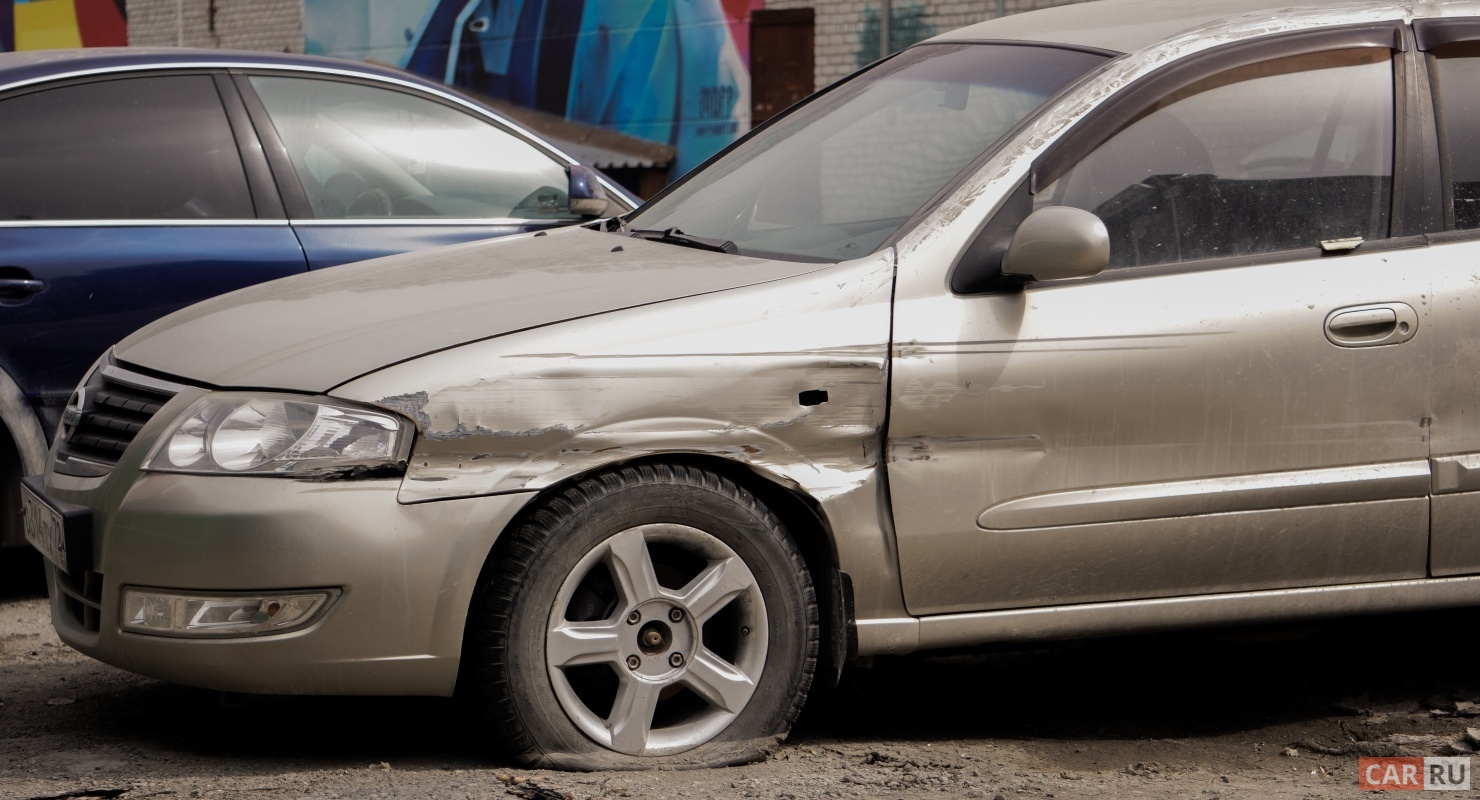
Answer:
[2, 0, 127, 52]
[764, 0, 1086, 90]
[125, 0, 302, 51]
[117, 0, 1104, 175]
[302, 0, 764, 176]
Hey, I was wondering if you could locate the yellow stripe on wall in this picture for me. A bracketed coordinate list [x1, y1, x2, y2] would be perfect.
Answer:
[15, 0, 84, 51]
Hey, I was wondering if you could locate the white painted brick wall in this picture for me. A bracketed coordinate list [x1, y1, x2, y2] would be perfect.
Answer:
[127, 0, 303, 52]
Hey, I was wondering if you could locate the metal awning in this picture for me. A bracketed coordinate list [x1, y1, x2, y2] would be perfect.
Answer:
[480, 95, 676, 171]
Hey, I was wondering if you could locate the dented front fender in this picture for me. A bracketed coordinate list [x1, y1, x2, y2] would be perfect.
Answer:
[332, 251, 909, 621]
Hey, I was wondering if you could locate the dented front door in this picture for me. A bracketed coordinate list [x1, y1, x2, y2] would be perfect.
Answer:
[886, 32, 1437, 616]
[887, 250, 1435, 616]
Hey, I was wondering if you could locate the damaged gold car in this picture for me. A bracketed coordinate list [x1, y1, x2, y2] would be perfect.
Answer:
[24, 0, 1480, 769]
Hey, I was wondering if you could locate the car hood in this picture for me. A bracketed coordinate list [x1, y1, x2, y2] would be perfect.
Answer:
[114, 227, 829, 392]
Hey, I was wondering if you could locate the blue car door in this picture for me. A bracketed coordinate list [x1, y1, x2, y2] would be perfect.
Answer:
[236, 73, 589, 270]
[0, 72, 307, 437]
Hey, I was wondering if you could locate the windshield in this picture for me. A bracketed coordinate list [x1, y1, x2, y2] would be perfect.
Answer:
[626, 43, 1110, 262]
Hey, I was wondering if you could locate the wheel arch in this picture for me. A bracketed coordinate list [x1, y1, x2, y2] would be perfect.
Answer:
[0, 364, 47, 475]
[464, 451, 854, 689]
[0, 364, 48, 548]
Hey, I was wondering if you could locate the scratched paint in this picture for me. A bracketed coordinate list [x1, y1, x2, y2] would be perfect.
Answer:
[343, 251, 892, 505]
[886, 1, 1443, 623]
[334, 250, 909, 621]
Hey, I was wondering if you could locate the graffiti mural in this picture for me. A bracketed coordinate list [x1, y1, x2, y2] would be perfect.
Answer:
[1, 0, 126, 52]
[306, 0, 762, 177]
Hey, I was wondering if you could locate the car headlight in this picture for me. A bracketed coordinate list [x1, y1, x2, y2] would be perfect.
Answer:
[142, 394, 411, 476]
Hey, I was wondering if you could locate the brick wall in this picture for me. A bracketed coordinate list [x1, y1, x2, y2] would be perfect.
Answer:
[126, 0, 303, 52]
[122, 0, 1092, 88]
[765, 0, 1094, 90]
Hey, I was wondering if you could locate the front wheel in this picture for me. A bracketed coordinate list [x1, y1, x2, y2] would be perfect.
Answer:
[466, 463, 817, 769]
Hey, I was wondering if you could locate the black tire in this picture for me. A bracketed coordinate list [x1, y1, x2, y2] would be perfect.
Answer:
[466, 463, 817, 770]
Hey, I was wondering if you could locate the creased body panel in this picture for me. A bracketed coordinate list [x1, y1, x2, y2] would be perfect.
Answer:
[336, 253, 908, 623]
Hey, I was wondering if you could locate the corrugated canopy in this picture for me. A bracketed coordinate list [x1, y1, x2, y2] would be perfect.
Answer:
[478, 95, 677, 170]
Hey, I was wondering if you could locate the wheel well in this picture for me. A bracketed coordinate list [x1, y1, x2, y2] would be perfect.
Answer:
[0, 421, 22, 549]
[471, 453, 851, 689]
[671, 455, 854, 687]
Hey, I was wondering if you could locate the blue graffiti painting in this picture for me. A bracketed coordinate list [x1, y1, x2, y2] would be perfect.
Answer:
[386, 0, 752, 176]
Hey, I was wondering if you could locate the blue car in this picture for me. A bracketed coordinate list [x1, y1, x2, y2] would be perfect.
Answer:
[0, 47, 635, 557]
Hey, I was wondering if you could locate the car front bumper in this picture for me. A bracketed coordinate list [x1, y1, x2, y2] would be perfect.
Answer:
[45, 471, 533, 696]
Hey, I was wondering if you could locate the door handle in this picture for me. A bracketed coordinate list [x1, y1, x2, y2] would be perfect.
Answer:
[0, 278, 44, 294]
[1324, 302, 1417, 347]
[0, 277, 45, 304]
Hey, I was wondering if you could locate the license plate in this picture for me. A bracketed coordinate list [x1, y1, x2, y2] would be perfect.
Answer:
[20, 476, 91, 575]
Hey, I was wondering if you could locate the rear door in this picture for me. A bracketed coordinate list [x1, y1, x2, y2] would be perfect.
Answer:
[0, 72, 306, 436]
[1415, 19, 1480, 577]
[236, 73, 592, 270]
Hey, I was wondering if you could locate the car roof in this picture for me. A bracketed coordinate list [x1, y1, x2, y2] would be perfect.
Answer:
[929, 0, 1480, 55]
[0, 46, 445, 94]
[0, 46, 642, 208]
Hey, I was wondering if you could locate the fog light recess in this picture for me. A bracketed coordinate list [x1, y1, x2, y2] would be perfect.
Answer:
[121, 588, 339, 638]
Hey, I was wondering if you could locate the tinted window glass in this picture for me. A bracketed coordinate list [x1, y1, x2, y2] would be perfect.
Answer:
[0, 75, 253, 220]
[1432, 42, 1480, 230]
[628, 44, 1108, 262]
[249, 76, 575, 220]
[1038, 49, 1393, 268]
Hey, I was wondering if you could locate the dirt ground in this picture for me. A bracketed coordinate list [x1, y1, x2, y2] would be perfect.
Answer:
[4, 549, 1480, 800]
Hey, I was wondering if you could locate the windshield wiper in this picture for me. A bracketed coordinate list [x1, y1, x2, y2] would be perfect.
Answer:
[628, 227, 738, 254]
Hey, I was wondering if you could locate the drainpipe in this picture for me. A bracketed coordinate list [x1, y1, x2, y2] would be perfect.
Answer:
[998, 0, 1007, 18]
[880, 0, 891, 60]
[176, 0, 184, 46]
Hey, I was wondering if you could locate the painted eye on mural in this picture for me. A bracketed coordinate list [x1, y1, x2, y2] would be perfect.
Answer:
[469, 17, 490, 33]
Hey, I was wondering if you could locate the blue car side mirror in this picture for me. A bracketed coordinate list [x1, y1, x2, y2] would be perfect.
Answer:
[568, 165, 610, 217]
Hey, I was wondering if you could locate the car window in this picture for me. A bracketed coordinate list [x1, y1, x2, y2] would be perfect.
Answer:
[1430, 41, 1480, 230]
[1035, 49, 1394, 269]
[627, 44, 1109, 262]
[0, 75, 254, 221]
[248, 76, 577, 221]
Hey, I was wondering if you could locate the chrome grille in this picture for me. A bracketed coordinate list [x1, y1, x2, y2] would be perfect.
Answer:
[54, 361, 184, 477]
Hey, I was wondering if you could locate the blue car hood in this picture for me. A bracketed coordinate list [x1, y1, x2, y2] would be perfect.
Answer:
[114, 227, 826, 392]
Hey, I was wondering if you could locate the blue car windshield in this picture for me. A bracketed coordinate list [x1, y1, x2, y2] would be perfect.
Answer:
[625, 43, 1110, 262]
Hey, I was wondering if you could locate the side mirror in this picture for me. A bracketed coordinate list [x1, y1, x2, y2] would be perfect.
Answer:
[568, 164, 610, 217]
[1001, 206, 1109, 282]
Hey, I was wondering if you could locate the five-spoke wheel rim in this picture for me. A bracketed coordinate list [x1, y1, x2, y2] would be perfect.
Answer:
[545, 523, 769, 756]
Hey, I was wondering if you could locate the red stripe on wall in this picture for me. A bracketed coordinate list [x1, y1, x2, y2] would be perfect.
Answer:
[74, 0, 127, 47]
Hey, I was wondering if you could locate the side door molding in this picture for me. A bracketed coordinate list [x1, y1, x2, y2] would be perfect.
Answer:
[1433, 453, 1480, 494]
[979, 460, 1431, 530]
